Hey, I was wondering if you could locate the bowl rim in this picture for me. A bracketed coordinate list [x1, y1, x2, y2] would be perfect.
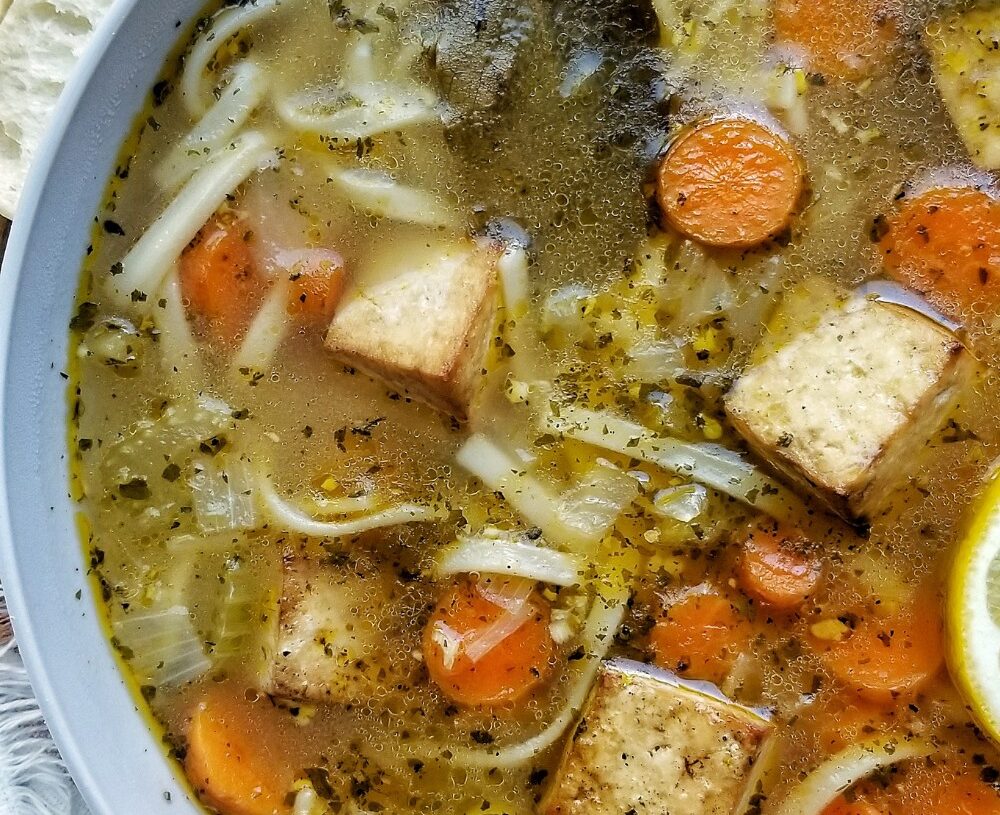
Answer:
[0, 0, 189, 811]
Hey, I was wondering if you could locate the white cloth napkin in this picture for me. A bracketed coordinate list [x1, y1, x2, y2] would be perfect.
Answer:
[0, 585, 90, 814]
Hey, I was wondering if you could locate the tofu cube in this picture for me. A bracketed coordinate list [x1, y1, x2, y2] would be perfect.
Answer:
[926, 7, 1000, 170]
[264, 556, 408, 704]
[726, 298, 969, 521]
[325, 239, 498, 420]
[541, 659, 771, 815]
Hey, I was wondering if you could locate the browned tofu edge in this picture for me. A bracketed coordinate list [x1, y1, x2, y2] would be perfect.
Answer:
[263, 553, 400, 705]
[725, 316, 971, 524]
[852, 339, 971, 518]
[539, 658, 772, 815]
[325, 243, 499, 421]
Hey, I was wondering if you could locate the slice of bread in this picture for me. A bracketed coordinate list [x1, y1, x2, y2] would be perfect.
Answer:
[0, 0, 113, 218]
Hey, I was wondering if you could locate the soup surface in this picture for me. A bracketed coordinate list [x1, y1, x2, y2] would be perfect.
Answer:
[70, 1, 1000, 814]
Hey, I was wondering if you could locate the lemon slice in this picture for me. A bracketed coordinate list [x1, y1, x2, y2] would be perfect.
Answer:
[948, 469, 1000, 743]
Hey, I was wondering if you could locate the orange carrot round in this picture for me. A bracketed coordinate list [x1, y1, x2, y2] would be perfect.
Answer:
[923, 774, 1000, 815]
[657, 118, 804, 248]
[811, 595, 944, 702]
[286, 251, 346, 323]
[822, 765, 1000, 815]
[737, 521, 822, 610]
[180, 215, 265, 344]
[881, 763, 1000, 815]
[650, 592, 751, 685]
[185, 689, 293, 815]
[821, 797, 885, 815]
[423, 577, 555, 707]
[805, 696, 898, 753]
[773, 0, 900, 81]
[877, 186, 1000, 320]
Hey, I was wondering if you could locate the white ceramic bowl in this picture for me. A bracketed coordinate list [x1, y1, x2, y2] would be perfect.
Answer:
[0, 0, 210, 811]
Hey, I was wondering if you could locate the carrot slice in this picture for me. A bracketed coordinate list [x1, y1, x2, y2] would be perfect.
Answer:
[180, 215, 265, 344]
[737, 521, 822, 610]
[821, 797, 884, 815]
[823, 769, 1000, 815]
[657, 118, 803, 248]
[650, 592, 752, 685]
[811, 594, 944, 702]
[185, 689, 294, 815]
[805, 696, 898, 753]
[822, 763, 1000, 815]
[423, 577, 555, 707]
[773, 0, 900, 81]
[869, 762, 1000, 815]
[877, 186, 1000, 320]
[286, 251, 346, 323]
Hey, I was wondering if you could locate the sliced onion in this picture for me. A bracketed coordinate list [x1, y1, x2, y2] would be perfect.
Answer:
[180, 0, 279, 117]
[652, 483, 708, 523]
[541, 282, 594, 337]
[542, 404, 804, 523]
[292, 785, 317, 815]
[559, 49, 604, 98]
[455, 434, 636, 552]
[189, 457, 256, 534]
[257, 474, 439, 537]
[109, 131, 275, 308]
[309, 492, 381, 516]
[158, 60, 269, 191]
[772, 737, 934, 815]
[329, 167, 458, 227]
[232, 278, 291, 373]
[111, 605, 211, 687]
[498, 242, 531, 316]
[276, 81, 439, 141]
[430, 621, 463, 671]
[435, 530, 582, 587]
[436, 585, 628, 768]
[155, 268, 203, 385]
[474, 576, 534, 613]
[462, 585, 535, 663]
[558, 463, 639, 551]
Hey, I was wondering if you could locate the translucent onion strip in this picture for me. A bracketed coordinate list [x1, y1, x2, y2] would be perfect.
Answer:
[430, 621, 462, 671]
[455, 434, 636, 552]
[461, 605, 533, 662]
[189, 457, 256, 534]
[292, 785, 318, 815]
[497, 241, 530, 316]
[462, 581, 535, 662]
[213, 575, 262, 664]
[541, 404, 803, 522]
[158, 61, 269, 191]
[772, 737, 934, 815]
[436, 586, 628, 768]
[257, 475, 439, 537]
[310, 492, 381, 516]
[111, 605, 211, 687]
[110, 131, 275, 308]
[495, 241, 554, 386]
[232, 277, 291, 373]
[328, 167, 459, 227]
[435, 532, 583, 587]
[343, 38, 377, 85]
[276, 81, 438, 141]
[156, 267, 202, 383]
[181, 0, 279, 117]
[475, 576, 534, 612]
